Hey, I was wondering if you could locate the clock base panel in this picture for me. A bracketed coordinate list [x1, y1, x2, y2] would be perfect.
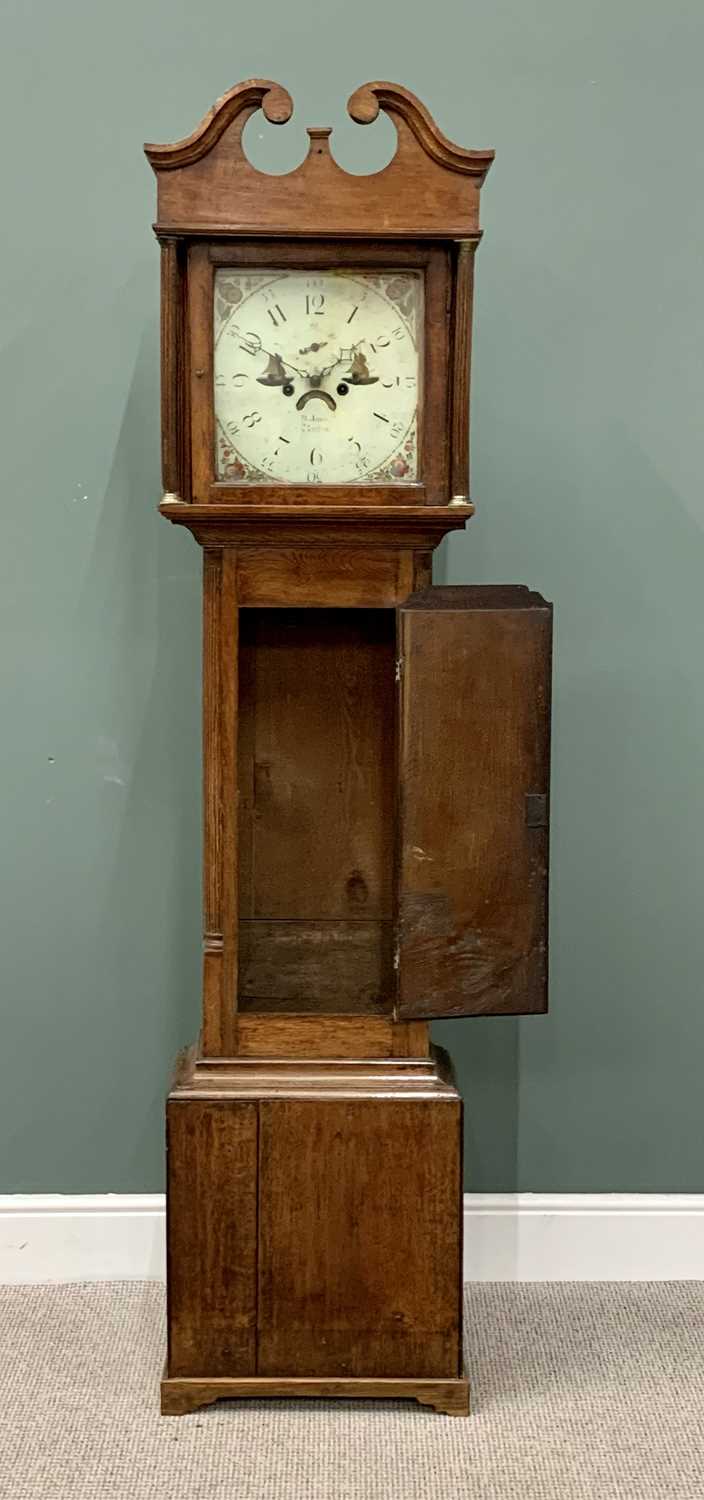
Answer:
[164, 1044, 466, 1412]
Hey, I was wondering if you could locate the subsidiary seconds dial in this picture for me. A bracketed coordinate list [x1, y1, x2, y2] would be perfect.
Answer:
[213, 268, 423, 485]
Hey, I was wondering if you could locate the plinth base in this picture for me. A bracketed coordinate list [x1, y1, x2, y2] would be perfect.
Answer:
[161, 1369, 470, 1417]
[164, 1045, 466, 1415]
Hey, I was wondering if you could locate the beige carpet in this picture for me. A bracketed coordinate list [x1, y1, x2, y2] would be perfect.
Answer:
[1, 1281, 703, 1499]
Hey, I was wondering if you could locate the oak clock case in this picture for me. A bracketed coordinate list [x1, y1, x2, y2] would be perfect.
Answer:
[146, 81, 552, 1419]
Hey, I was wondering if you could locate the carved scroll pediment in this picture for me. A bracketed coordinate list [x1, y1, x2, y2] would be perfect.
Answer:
[145, 79, 493, 237]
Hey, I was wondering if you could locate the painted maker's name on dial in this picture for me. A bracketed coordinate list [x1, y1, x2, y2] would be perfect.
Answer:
[214, 269, 422, 485]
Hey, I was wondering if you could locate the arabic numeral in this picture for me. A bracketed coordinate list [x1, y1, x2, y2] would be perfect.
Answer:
[231, 326, 262, 356]
[309, 448, 324, 467]
[391, 420, 405, 438]
[306, 293, 325, 315]
[243, 410, 262, 428]
[226, 420, 240, 437]
[307, 470, 321, 483]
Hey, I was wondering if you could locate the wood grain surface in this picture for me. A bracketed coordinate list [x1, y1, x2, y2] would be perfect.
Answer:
[145, 79, 492, 239]
[238, 920, 393, 1014]
[233, 547, 415, 608]
[237, 608, 395, 1013]
[158, 502, 472, 548]
[257, 1096, 462, 1378]
[161, 1371, 469, 1417]
[449, 241, 475, 503]
[228, 1015, 430, 1059]
[396, 586, 552, 1018]
[159, 238, 186, 498]
[166, 1100, 257, 1377]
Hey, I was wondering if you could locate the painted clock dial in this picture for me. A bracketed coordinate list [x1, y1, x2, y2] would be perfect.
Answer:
[213, 269, 423, 484]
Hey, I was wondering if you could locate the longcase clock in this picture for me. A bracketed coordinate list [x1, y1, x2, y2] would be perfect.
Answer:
[145, 80, 552, 1418]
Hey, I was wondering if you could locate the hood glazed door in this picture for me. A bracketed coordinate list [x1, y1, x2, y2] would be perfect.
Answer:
[395, 586, 552, 1020]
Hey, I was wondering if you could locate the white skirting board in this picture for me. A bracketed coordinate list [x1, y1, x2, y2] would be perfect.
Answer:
[463, 1194, 704, 1282]
[0, 1194, 703, 1285]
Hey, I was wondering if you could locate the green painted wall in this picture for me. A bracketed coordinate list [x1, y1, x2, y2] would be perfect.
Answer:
[2, 0, 702, 1192]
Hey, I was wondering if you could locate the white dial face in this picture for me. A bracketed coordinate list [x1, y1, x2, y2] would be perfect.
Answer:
[213, 268, 422, 485]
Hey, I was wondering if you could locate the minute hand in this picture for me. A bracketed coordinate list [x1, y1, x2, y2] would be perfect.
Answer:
[239, 337, 309, 380]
